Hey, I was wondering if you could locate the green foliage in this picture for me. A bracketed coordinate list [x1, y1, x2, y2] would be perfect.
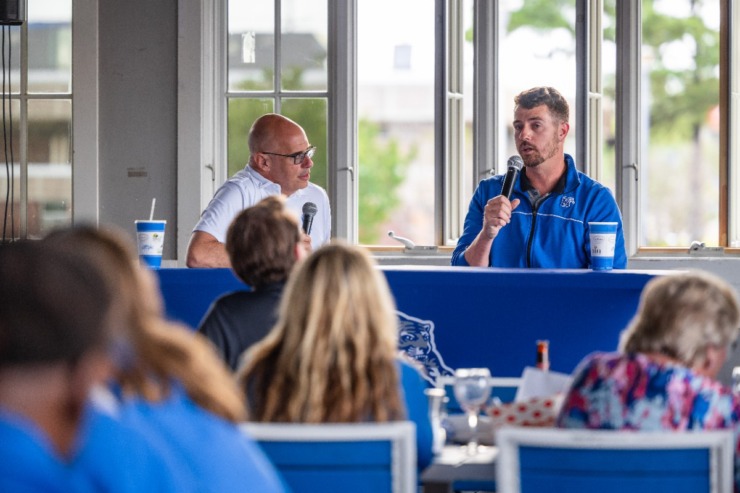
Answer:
[507, 0, 719, 144]
[507, 0, 575, 36]
[227, 69, 415, 244]
[508, 0, 721, 245]
[358, 119, 417, 244]
[640, 2, 719, 141]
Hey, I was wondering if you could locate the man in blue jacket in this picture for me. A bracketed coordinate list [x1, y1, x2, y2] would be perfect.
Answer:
[451, 86, 627, 269]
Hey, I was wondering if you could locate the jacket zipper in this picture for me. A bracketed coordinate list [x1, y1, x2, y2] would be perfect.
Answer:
[526, 194, 551, 267]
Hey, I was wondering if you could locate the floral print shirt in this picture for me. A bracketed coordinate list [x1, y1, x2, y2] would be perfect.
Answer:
[557, 351, 740, 491]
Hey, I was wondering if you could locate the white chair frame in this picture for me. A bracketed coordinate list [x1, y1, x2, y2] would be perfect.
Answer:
[240, 421, 417, 493]
[496, 427, 735, 493]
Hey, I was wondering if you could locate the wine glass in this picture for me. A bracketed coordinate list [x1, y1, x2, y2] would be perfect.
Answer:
[453, 367, 492, 455]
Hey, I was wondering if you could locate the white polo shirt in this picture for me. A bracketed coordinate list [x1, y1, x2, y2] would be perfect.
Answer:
[193, 165, 331, 250]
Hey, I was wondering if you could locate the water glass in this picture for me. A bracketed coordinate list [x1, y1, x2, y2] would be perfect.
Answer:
[453, 367, 492, 455]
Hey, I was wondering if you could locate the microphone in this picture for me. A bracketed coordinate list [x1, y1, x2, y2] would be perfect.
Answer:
[301, 202, 318, 235]
[501, 155, 523, 199]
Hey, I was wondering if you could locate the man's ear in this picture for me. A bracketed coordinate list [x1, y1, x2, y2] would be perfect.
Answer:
[252, 153, 270, 173]
[558, 121, 570, 141]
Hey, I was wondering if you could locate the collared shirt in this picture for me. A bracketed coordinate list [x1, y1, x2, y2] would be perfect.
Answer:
[198, 282, 285, 372]
[451, 154, 627, 269]
[193, 166, 331, 250]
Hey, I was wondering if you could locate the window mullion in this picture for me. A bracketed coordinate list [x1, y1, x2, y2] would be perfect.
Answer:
[327, 0, 357, 242]
[727, 0, 739, 246]
[274, 0, 281, 113]
[434, 0, 448, 245]
[472, 0, 497, 184]
[614, 0, 641, 256]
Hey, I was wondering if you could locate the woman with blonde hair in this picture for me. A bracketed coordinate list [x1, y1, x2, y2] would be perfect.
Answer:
[45, 225, 286, 493]
[557, 270, 740, 489]
[239, 241, 433, 467]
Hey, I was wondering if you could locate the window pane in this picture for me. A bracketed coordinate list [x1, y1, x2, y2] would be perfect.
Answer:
[282, 98, 327, 190]
[281, 0, 327, 91]
[227, 98, 274, 177]
[228, 0, 275, 91]
[499, 0, 576, 167]
[640, 0, 719, 247]
[28, 0, 72, 94]
[28, 99, 72, 238]
[358, 0, 435, 245]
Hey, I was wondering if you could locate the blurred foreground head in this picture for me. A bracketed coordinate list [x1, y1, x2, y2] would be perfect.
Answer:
[0, 240, 114, 367]
[45, 224, 247, 422]
[0, 240, 116, 458]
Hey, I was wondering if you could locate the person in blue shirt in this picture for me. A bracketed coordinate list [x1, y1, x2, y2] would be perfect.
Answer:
[451, 86, 627, 269]
[45, 225, 289, 493]
[0, 241, 114, 493]
[239, 241, 434, 470]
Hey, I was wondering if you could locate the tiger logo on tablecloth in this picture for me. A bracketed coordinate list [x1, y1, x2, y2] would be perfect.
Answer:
[397, 310, 453, 385]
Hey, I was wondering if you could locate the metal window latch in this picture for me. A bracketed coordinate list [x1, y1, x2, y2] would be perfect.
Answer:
[387, 231, 438, 254]
[623, 162, 638, 182]
[688, 241, 724, 255]
[205, 163, 215, 182]
[338, 166, 355, 181]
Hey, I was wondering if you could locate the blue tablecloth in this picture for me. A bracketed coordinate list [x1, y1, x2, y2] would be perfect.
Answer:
[155, 266, 663, 380]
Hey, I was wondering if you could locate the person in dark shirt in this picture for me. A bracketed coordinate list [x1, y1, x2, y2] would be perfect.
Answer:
[198, 195, 308, 371]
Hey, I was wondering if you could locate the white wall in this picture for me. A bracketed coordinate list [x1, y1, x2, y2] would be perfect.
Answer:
[98, 0, 178, 258]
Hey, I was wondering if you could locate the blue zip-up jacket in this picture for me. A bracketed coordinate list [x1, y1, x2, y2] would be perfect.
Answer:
[451, 154, 627, 269]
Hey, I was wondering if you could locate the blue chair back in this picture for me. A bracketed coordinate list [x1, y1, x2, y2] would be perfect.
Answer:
[240, 422, 416, 493]
[496, 427, 734, 493]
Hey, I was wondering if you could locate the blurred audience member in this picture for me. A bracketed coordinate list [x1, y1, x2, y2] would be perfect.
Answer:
[0, 241, 115, 492]
[557, 270, 740, 490]
[199, 195, 307, 371]
[238, 241, 433, 469]
[46, 226, 287, 493]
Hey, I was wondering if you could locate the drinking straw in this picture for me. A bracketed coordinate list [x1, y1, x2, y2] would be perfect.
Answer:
[149, 198, 156, 221]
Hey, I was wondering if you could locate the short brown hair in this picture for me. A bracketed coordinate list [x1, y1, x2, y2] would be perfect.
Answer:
[226, 195, 301, 289]
[514, 86, 569, 123]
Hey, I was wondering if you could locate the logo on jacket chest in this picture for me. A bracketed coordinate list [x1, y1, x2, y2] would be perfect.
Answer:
[560, 196, 575, 208]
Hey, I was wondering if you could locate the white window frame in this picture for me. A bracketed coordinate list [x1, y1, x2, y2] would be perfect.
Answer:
[178, 0, 739, 261]
[729, 0, 739, 246]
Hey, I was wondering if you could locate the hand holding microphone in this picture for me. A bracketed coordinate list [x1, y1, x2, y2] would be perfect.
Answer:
[482, 156, 522, 240]
[501, 155, 523, 199]
[301, 202, 318, 235]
